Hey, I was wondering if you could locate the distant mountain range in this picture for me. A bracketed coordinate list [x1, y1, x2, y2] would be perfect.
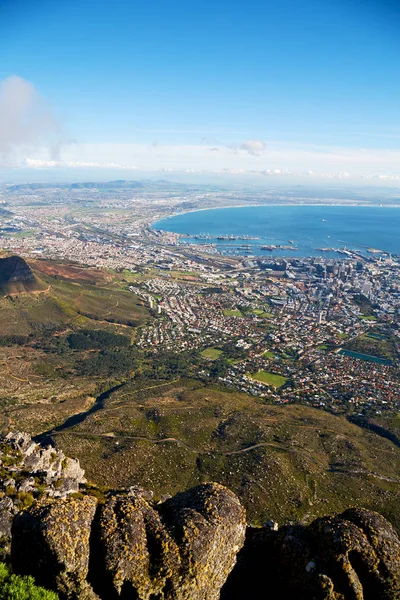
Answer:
[6, 179, 225, 192]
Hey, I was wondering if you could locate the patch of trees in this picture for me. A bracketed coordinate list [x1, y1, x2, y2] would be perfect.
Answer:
[77, 348, 137, 376]
[143, 351, 198, 380]
[202, 287, 223, 295]
[209, 356, 230, 380]
[345, 335, 395, 361]
[220, 341, 247, 360]
[0, 335, 28, 346]
[67, 329, 130, 350]
[352, 294, 378, 316]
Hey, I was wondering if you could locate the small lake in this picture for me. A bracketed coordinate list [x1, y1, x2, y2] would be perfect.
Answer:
[339, 349, 392, 365]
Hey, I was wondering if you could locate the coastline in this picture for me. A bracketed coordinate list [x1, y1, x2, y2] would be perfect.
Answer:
[150, 203, 400, 257]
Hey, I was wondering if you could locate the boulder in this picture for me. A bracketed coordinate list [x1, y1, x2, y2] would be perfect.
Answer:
[97, 493, 181, 599]
[222, 508, 400, 600]
[96, 483, 246, 600]
[159, 482, 246, 600]
[12, 495, 98, 599]
[11, 483, 246, 600]
[0, 497, 16, 540]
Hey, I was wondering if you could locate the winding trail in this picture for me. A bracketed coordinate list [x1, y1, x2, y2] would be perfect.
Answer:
[46, 429, 400, 484]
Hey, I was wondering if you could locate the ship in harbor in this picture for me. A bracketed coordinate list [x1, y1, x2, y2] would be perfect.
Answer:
[261, 244, 299, 251]
[192, 233, 260, 241]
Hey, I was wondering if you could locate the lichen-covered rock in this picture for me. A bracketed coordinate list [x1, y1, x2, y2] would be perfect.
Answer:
[0, 497, 16, 540]
[222, 508, 400, 600]
[97, 493, 181, 599]
[9, 480, 400, 600]
[159, 483, 246, 600]
[309, 508, 400, 600]
[12, 495, 99, 599]
[3, 431, 86, 497]
[97, 483, 246, 600]
[10, 483, 245, 600]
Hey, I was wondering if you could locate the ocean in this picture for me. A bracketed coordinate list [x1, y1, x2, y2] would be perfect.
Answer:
[152, 205, 400, 258]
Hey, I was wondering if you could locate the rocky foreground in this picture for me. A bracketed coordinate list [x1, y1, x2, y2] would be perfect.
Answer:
[1, 432, 400, 599]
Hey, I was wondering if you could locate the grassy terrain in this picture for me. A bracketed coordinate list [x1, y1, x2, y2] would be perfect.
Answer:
[0, 259, 149, 336]
[252, 309, 273, 318]
[40, 379, 400, 530]
[250, 371, 288, 388]
[223, 309, 243, 317]
[201, 348, 223, 360]
[263, 351, 276, 359]
[0, 259, 150, 423]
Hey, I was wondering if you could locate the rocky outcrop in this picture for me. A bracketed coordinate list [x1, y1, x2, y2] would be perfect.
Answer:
[0, 431, 86, 559]
[1, 431, 86, 498]
[221, 507, 400, 600]
[12, 496, 98, 600]
[3, 432, 400, 599]
[0, 255, 39, 294]
[12, 483, 246, 600]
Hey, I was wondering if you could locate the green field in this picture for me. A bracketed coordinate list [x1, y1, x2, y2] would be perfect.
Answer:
[250, 371, 288, 388]
[223, 309, 243, 317]
[263, 351, 276, 359]
[252, 309, 274, 318]
[201, 348, 223, 360]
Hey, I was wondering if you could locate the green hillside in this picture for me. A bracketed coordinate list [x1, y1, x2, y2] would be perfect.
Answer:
[30, 379, 400, 530]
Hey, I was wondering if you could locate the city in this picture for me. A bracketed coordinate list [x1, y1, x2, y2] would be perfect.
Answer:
[1, 182, 398, 421]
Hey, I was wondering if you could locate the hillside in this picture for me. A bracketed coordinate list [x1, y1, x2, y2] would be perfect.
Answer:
[0, 257, 150, 419]
[24, 379, 400, 530]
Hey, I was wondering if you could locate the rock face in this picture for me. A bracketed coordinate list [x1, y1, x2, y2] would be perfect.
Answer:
[0, 431, 86, 560]
[1, 431, 86, 498]
[12, 483, 246, 600]
[12, 496, 98, 599]
[221, 507, 400, 600]
[0, 255, 38, 294]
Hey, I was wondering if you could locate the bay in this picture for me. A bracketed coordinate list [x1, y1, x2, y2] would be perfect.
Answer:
[152, 205, 400, 258]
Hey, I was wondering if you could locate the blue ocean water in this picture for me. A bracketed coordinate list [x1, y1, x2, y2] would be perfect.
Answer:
[152, 205, 400, 258]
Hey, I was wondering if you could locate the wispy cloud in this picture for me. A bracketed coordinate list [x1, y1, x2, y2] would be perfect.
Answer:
[0, 76, 62, 166]
[18, 140, 400, 185]
[26, 158, 140, 170]
[239, 139, 266, 155]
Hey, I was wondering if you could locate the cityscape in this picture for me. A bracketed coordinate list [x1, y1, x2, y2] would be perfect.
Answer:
[1, 182, 398, 421]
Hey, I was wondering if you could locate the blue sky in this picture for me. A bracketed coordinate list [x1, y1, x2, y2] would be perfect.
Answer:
[1, 0, 400, 183]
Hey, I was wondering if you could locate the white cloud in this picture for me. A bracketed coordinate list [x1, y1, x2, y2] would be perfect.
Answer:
[239, 139, 266, 155]
[25, 158, 140, 170]
[16, 139, 400, 186]
[0, 76, 61, 166]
